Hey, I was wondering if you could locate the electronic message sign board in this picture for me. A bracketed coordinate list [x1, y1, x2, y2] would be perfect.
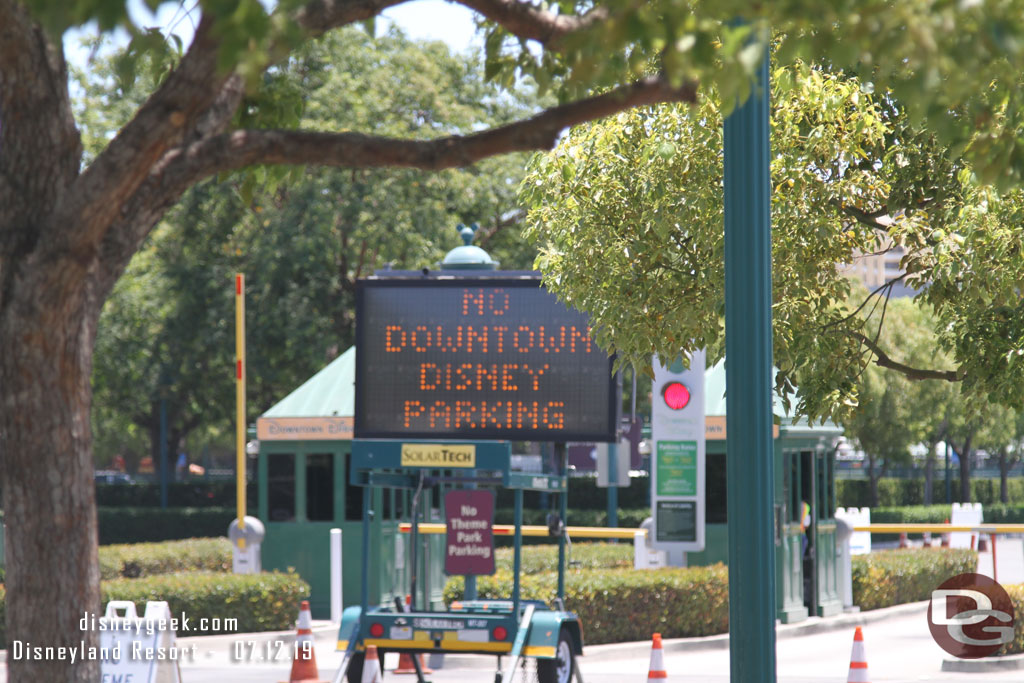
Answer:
[355, 277, 616, 441]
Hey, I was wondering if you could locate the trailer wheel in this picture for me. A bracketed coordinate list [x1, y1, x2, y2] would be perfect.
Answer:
[536, 629, 573, 683]
[346, 652, 365, 683]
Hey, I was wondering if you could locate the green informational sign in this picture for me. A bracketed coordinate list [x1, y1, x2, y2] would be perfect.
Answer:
[656, 440, 698, 496]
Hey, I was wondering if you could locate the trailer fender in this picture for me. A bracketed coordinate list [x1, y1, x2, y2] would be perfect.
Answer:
[337, 605, 363, 651]
[525, 611, 583, 658]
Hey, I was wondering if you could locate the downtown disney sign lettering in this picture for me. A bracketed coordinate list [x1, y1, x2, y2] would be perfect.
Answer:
[355, 279, 617, 441]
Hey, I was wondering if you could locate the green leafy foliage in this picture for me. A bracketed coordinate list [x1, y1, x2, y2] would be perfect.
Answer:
[101, 571, 309, 635]
[98, 538, 232, 580]
[97, 507, 236, 545]
[851, 549, 977, 611]
[523, 58, 1024, 424]
[88, 27, 542, 466]
[492, 542, 634, 575]
[997, 585, 1024, 656]
[838, 478, 1024, 508]
[95, 481, 255, 507]
[0, 571, 307, 648]
[444, 564, 730, 644]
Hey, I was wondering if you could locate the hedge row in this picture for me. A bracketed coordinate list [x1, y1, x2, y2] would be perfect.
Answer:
[95, 476, 648, 511]
[871, 503, 1024, 524]
[99, 538, 232, 580]
[0, 571, 309, 649]
[444, 565, 729, 644]
[851, 548, 977, 611]
[999, 586, 1024, 656]
[492, 476, 651, 511]
[98, 507, 236, 544]
[836, 477, 1024, 507]
[96, 481, 257, 508]
[493, 543, 634, 575]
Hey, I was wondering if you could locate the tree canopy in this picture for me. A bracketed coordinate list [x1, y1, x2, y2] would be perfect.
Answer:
[522, 60, 1024, 424]
[9, 1, 1024, 680]
[89, 26, 540, 468]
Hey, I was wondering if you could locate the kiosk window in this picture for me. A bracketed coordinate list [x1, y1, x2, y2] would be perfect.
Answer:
[268, 454, 296, 522]
[706, 453, 727, 523]
[344, 454, 364, 521]
[306, 453, 334, 521]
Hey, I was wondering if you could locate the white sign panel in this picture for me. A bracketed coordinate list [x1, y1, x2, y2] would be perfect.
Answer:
[99, 601, 183, 683]
[651, 351, 705, 553]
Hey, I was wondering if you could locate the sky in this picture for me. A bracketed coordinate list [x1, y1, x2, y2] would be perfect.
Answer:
[64, 0, 482, 67]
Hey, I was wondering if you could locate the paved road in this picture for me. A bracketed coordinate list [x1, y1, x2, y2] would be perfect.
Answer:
[3, 602, 1020, 682]
[176, 605, 1024, 682]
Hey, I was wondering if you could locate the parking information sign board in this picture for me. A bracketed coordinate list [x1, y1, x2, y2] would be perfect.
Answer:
[651, 351, 705, 553]
[355, 277, 617, 441]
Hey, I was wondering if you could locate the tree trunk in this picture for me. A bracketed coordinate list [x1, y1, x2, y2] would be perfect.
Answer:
[868, 454, 881, 507]
[924, 449, 935, 505]
[959, 432, 974, 503]
[0, 280, 103, 682]
[1000, 447, 1009, 503]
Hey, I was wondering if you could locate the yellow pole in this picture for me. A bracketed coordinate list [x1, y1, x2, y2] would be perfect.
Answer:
[235, 273, 246, 549]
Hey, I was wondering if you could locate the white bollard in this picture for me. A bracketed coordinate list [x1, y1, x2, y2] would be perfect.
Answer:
[331, 528, 343, 623]
[835, 516, 855, 610]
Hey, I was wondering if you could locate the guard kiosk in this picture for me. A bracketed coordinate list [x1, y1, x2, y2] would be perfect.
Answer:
[681, 361, 843, 623]
[254, 347, 447, 618]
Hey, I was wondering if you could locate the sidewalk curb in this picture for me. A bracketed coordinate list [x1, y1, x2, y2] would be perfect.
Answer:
[582, 600, 930, 661]
[942, 653, 1024, 673]
[436, 600, 933, 669]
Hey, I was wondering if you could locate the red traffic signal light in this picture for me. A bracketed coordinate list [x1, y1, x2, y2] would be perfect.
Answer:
[661, 381, 691, 410]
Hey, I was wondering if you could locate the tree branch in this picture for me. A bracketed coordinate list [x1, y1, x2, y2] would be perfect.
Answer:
[839, 202, 894, 231]
[53, 14, 230, 269]
[457, 0, 608, 48]
[851, 331, 962, 382]
[172, 75, 694, 175]
[120, 74, 693, 231]
[295, 0, 408, 35]
[0, 0, 80, 261]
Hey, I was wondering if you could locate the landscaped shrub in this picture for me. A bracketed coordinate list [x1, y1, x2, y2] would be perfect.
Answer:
[491, 508, 650, 545]
[869, 505, 952, 542]
[852, 548, 977, 611]
[98, 538, 232, 580]
[0, 571, 307, 649]
[101, 571, 309, 636]
[96, 481, 257, 508]
[998, 584, 1024, 656]
[836, 477, 1024, 508]
[98, 506, 236, 544]
[494, 543, 634, 575]
[977, 503, 1024, 524]
[444, 564, 729, 644]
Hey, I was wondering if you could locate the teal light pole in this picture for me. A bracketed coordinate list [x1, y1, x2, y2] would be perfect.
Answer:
[723, 42, 777, 683]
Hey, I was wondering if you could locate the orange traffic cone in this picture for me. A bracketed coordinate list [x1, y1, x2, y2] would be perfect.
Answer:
[898, 532, 908, 549]
[280, 600, 328, 683]
[361, 645, 383, 683]
[394, 651, 433, 675]
[941, 519, 951, 548]
[647, 633, 667, 680]
[847, 626, 870, 683]
[393, 595, 432, 674]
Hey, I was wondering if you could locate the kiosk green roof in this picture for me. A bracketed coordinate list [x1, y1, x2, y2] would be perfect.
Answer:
[262, 346, 355, 418]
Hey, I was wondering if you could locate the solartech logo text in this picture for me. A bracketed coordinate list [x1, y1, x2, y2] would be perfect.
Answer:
[927, 573, 1015, 659]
